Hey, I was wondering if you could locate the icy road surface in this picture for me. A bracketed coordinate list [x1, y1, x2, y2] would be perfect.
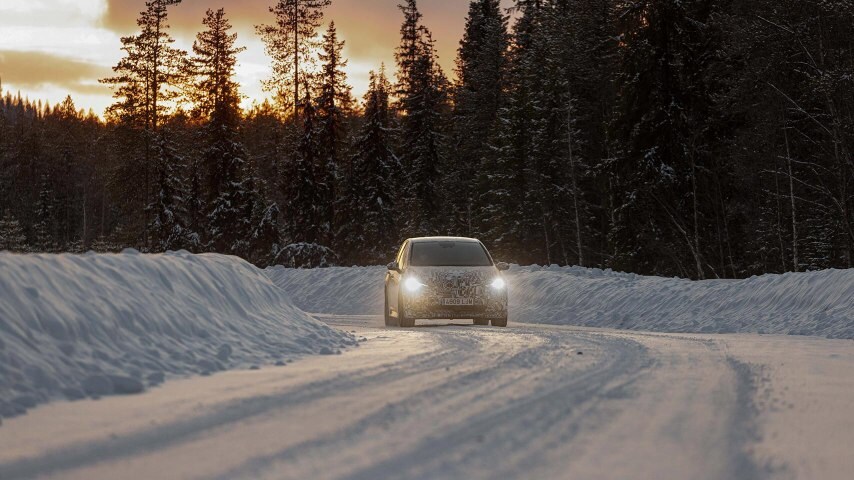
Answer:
[1, 316, 853, 480]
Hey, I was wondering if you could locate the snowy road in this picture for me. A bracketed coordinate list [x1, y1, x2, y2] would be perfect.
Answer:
[1, 316, 853, 480]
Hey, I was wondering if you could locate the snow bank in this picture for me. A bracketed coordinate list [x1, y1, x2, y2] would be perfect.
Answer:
[507, 266, 854, 338]
[266, 265, 854, 339]
[0, 251, 354, 419]
[266, 265, 385, 315]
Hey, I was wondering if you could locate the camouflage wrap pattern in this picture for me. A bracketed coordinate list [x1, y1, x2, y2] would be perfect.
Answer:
[402, 267, 508, 319]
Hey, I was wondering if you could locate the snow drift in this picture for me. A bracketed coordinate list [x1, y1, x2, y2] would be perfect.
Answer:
[266, 265, 854, 339]
[267, 265, 385, 316]
[0, 251, 354, 419]
[508, 266, 854, 338]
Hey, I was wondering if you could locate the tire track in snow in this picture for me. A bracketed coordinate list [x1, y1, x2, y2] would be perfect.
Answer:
[210, 327, 573, 479]
[206, 324, 650, 480]
[340, 331, 651, 480]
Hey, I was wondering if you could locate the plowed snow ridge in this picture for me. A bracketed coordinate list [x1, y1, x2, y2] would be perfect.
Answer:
[0, 251, 354, 416]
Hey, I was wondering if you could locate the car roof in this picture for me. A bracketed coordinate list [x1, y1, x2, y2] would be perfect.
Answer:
[408, 236, 481, 244]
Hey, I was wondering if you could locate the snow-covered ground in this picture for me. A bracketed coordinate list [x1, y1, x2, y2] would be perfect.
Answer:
[0, 251, 354, 419]
[267, 265, 854, 339]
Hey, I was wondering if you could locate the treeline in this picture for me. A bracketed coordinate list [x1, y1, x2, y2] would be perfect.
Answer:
[1, 0, 853, 278]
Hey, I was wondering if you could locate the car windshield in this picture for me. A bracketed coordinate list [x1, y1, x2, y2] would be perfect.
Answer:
[409, 241, 493, 267]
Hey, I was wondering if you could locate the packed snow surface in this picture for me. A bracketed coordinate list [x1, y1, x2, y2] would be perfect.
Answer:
[0, 251, 354, 418]
[266, 265, 854, 339]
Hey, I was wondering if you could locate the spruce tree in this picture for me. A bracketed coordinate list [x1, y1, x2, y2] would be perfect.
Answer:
[528, 1, 596, 267]
[451, 0, 508, 237]
[609, 0, 728, 278]
[147, 134, 187, 251]
[32, 175, 56, 252]
[243, 155, 282, 266]
[488, 0, 544, 262]
[191, 8, 253, 255]
[344, 68, 399, 264]
[256, 0, 332, 114]
[185, 157, 204, 252]
[395, 0, 450, 236]
[100, 0, 188, 250]
[101, 0, 186, 138]
[280, 95, 324, 246]
[315, 21, 354, 251]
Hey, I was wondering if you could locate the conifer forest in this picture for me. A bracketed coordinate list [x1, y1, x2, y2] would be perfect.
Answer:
[2, 0, 853, 279]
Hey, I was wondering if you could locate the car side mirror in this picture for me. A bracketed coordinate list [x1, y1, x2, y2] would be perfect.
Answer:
[387, 261, 401, 272]
[496, 262, 510, 271]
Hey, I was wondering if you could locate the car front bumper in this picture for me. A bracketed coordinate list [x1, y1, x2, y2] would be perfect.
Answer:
[401, 294, 508, 320]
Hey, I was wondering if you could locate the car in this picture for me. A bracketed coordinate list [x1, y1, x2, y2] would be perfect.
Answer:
[384, 237, 510, 328]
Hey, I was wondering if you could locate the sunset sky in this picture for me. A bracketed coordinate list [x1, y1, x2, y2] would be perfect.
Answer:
[0, 0, 515, 115]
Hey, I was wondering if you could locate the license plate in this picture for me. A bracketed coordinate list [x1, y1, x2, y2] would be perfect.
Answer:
[441, 298, 474, 306]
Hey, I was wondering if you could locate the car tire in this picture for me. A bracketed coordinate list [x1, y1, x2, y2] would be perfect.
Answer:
[491, 316, 508, 327]
[473, 319, 490, 326]
[384, 288, 398, 327]
[397, 291, 415, 327]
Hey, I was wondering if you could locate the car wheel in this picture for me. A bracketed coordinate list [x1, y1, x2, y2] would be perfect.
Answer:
[473, 319, 490, 326]
[491, 316, 508, 328]
[397, 291, 415, 327]
[384, 288, 398, 327]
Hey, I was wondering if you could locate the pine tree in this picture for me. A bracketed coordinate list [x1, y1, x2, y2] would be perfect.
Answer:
[32, 175, 56, 252]
[451, 0, 508, 237]
[528, 1, 597, 267]
[147, 133, 187, 251]
[488, 0, 544, 263]
[184, 157, 204, 252]
[248, 197, 283, 266]
[395, 0, 450, 236]
[740, 0, 854, 271]
[101, 0, 187, 132]
[280, 95, 324, 246]
[47, 96, 88, 251]
[343, 68, 399, 264]
[315, 21, 354, 251]
[243, 99, 288, 204]
[256, 0, 332, 114]
[191, 8, 253, 255]
[609, 0, 728, 278]
[561, 0, 620, 269]
[100, 0, 188, 250]
[190, 8, 246, 121]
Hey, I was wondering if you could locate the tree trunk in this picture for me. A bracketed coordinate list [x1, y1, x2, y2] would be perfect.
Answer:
[293, 0, 300, 113]
[82, 182, 88, 249]
[690, 155, 705, 279]
[542, 213, 552, 266]
[784, 127, 799, 272]
[567, 99, 584, 267]
[773, 154, 787, 272]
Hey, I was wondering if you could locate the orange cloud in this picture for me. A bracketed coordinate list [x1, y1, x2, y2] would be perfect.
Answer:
[0, 50, 111, 95]
[101, 0, 272, 34]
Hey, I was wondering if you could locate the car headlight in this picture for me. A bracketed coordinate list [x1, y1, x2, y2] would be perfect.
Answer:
[404, 277, 425, 293]
[491, 277, 506, 290]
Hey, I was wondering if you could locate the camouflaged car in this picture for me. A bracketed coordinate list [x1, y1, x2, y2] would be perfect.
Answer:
[384, 237, 509, 328]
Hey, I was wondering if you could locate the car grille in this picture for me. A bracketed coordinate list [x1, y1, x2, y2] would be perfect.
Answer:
[428, 272, 488, 300]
